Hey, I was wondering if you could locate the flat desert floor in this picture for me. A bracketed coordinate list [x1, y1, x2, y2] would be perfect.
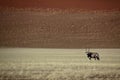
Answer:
[0, 48, 120, 80]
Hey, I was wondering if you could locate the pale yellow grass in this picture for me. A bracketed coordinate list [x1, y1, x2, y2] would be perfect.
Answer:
[0, 48, 120, 80]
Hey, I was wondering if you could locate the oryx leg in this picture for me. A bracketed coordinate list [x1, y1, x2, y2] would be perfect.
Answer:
[89, 57, 91, 60]
[94, 57, 96, 60]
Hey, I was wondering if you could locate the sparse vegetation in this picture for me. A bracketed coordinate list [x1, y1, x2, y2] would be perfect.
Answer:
[0, 48, 120, 80]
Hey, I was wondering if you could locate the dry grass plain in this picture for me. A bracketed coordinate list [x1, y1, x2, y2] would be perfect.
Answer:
[0, 48, 120, 80]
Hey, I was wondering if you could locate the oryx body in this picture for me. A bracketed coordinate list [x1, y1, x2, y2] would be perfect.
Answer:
[85, 49, 100, 60]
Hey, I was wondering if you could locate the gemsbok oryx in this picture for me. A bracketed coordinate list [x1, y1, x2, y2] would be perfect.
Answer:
[85, 49, 100, 60]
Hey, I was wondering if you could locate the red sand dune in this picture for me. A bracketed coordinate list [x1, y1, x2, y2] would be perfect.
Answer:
[0, 0, 120, 10]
